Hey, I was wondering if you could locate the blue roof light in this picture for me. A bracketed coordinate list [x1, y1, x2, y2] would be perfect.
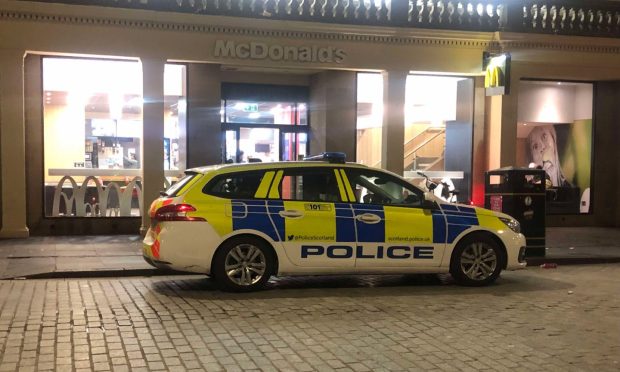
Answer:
[303, 152, 347, 164]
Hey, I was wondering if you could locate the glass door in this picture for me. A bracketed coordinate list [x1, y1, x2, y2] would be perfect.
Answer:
[236, 127, 280, 163]
[281, 132, 308, 161]
[220, 95, 309, 163]
[223, 130, 238, 163]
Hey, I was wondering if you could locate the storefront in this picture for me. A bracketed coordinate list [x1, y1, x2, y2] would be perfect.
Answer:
[1, 0, 619, 237]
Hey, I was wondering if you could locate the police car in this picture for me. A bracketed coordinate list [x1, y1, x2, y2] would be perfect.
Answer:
[143, 153, 526, 291]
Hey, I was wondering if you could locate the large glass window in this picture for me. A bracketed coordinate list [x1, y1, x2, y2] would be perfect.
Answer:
[356, 73, 474, 203]
[517, 81, 593, 214]
[164, 64, 187, 173]
[356, 73, 383, 168]
[404, 75, 474, 203]
[42, 57, 186, 217]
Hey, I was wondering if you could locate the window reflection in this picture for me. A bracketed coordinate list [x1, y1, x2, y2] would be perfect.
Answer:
[223, 100, 307, 125]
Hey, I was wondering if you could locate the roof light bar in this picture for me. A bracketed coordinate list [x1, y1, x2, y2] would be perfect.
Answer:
[304, 152, 346, 164]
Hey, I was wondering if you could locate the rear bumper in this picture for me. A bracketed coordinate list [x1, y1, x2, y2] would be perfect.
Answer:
[142, 222, 217, 274]
[142, 254, 173, 270]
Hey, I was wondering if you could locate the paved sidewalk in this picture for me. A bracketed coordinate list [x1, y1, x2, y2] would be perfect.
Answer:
[0, 227, 619, 279]
[530, 227, 620, 265]
[0, 235, 156, 280]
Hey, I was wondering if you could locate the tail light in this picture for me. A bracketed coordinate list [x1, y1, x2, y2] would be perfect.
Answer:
[153, 204, 206, 222]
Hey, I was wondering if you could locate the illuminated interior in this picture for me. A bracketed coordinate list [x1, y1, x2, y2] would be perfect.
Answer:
[356, 73, 467, 171]
[221, 99, 308, 163]
[42, 57, 186, 217]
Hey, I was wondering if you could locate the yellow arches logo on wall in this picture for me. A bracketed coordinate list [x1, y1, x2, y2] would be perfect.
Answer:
[485, 65, 504, 88]
[483, 52, 511, 96]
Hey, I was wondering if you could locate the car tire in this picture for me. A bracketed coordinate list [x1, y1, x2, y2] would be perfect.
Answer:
[450, 233, 504, 287]
[212, 236, 274, 292]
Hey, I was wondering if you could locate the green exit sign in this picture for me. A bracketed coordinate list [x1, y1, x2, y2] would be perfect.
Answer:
[243, 103, 258, 112]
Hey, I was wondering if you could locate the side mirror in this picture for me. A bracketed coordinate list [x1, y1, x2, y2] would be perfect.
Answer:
[422, 192, 438, 209]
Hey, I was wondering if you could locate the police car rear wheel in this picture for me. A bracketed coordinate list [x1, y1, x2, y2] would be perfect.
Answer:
[213, 237, 274, 292]
[451, 235, 502, 286]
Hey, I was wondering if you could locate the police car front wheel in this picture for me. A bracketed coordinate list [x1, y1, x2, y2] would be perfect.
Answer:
[212, 237, 274, 292]
[450, 234, 503, 286]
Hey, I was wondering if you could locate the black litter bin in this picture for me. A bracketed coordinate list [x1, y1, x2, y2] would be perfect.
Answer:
[484, 167, 546, 257]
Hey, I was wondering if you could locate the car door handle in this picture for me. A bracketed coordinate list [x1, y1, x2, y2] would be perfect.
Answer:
[279, 210, 304, 218]
[355, 213, 381, 224]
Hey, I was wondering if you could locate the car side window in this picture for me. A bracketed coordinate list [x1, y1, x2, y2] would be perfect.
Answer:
[278, 168, 342, 202]
[345, 169, 424, 207]
[203, 171, 265, 199]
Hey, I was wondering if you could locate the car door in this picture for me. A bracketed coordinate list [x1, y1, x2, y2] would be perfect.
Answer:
[267, 167, 356, 268]
[342, 168, 446, 268]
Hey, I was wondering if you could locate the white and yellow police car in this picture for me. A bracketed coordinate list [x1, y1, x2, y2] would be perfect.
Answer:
[143, 153, 526, 291]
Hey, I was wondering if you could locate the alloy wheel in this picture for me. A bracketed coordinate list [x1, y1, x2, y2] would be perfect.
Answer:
[224, 243, 267, 286]
[459, 242, 498, 281]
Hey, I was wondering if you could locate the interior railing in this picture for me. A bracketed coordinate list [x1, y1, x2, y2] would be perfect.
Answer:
[404, 128, 446, 169]
[18, 0, 620, 37]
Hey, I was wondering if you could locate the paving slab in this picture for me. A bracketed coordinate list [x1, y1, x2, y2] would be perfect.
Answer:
[1, 265, 620, 371]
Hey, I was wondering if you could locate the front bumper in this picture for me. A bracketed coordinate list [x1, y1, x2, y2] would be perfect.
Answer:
[505, 233, 528, 270]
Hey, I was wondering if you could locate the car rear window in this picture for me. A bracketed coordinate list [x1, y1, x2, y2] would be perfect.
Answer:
[203, 171, 265, 199]
[163, 172, 200, 197]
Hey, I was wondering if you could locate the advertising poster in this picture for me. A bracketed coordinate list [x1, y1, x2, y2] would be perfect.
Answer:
[524, 121, 592, 214]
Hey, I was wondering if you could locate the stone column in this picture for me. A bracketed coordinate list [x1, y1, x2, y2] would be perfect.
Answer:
[381, 70, 408, 175]
[486, 86, 519, 170]
[471, 76, 487, 206]
[0, 49, 29, 238]
[187, 63, 221, 167]
[498, 85, 519, 168]
[309, 71, 356, 159]
[140, 57, 166, 235]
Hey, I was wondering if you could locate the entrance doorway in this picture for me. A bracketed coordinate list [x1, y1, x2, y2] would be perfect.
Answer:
[224, 128, 308, 163]
[221, 84, 309, 163]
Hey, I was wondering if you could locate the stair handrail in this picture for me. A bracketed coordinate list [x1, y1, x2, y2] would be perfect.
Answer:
[404, 129, 445, 160]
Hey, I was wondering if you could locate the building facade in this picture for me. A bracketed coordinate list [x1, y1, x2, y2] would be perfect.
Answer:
[0, 0, 619, 237]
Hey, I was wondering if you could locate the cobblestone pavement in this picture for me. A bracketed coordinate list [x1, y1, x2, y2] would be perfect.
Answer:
[0, 265, 619, 372]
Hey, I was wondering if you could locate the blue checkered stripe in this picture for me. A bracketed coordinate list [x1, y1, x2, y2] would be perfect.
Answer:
[229, 199, 476, 245]
[231, 200, 281, 242]
[231, 200, 357, 243]
[435, 204, 479, 244]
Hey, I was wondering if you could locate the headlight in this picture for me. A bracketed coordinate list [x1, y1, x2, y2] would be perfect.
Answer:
[499, 217, 520, 234]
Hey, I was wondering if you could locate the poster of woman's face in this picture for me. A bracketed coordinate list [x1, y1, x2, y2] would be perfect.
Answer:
[522, 121, 592, 214]
[527, 125, 569, 187]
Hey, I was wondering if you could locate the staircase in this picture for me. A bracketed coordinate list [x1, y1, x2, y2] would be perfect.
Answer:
[403, 127, 445, 171]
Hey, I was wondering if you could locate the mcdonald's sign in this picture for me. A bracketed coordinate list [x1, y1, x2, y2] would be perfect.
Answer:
[483, 52, 511, 96]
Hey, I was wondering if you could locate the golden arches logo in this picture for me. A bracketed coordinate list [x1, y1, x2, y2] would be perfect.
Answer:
[485, 65, 504, 88]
